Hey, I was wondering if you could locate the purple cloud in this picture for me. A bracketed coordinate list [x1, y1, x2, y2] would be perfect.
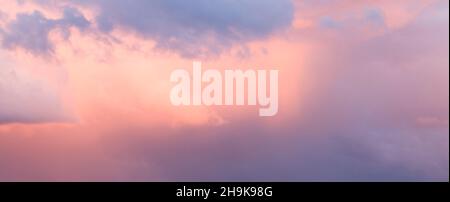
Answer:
[0, 7, 89, 55]
[78, 0, 294, 57]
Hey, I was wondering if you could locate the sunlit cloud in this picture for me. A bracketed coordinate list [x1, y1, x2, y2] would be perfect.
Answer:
[0, 0, 448, 181]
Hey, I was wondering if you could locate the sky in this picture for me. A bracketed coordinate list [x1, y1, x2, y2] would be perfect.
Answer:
[0, 0, 448, 181]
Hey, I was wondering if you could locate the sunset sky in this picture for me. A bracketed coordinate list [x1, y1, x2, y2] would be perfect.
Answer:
[0, 0, 448, 181]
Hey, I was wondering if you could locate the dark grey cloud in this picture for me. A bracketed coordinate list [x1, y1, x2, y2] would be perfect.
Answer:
[78, 0, 294, 57]
[0, 7, 89, 55]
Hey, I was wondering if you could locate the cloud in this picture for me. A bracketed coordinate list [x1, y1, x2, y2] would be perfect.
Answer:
[0, 10, 6, 21]
[318, 7, 386, 32]
[0, 7, 89, 55]
[0, 59, 70, 124]
[0, 0, 447, 181]
[78, 0, 294, 57]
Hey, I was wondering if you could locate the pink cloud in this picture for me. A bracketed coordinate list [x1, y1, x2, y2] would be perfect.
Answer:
[0, 0, 447, 181]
